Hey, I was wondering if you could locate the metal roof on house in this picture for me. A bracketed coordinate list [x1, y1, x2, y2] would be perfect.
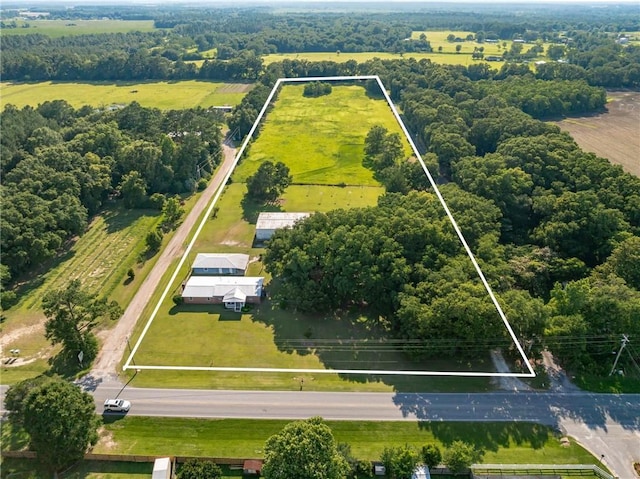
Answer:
[256, 212, 311, 231]
[182, 276, 263, 299]
[192, 253, 249, 270]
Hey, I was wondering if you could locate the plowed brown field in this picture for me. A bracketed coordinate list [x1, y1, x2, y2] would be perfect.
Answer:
[555, 91, 640, 177]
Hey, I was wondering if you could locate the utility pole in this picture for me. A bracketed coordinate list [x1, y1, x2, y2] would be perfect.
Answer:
[609, 334, 629, 376]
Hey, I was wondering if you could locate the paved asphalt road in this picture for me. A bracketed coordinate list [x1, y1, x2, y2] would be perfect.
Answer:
[4, 381, 637, 478]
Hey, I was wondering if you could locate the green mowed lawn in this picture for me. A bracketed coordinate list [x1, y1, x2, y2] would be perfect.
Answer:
[232, 84, 412, 186]
[93, 417, 598, 466]
[0, 81, 249, 110]
[0, 19, 157, 37]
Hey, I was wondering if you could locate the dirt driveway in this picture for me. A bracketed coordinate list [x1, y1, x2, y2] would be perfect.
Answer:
[91, 138, 238, 380]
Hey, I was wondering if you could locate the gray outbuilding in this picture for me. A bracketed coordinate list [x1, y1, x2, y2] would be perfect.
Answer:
[255, 212, 311, 241]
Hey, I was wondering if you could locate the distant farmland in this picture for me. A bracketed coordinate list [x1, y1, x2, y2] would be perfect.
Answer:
[555, 91, 640, 177]
[0, 80, 252, 110]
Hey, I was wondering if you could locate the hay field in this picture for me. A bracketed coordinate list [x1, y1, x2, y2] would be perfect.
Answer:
[555, 91, 640, 177]
[0, 80, 252, 110]
[0, 19, 156, 37]
[233, 83, 412, 185]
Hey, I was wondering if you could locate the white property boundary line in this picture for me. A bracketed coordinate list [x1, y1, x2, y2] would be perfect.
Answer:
[124, 75, 535, 378]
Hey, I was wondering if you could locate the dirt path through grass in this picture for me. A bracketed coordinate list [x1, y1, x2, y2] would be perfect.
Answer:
[91, 138, 238, 380]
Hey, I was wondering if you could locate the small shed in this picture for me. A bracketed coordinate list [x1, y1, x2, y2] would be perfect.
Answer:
[192, 253, 250, 276]
[243, 459, 263, 475]
[152, 457, 171, 479]
[255, 212, 311, 241]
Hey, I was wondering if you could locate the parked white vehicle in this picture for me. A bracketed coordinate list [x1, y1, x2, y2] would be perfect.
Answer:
[103, 398, 131, 413]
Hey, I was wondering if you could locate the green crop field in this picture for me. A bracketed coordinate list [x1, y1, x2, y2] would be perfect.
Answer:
[0, 19, 156, 37]
[0, 81, 252, 110]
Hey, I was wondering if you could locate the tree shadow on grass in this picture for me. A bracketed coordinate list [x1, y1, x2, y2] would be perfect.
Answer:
[169, 304, 225, 316]
[241, 196, 282, 224]
[251, 294, 494, 393]
[418, 421, 553, 451]
[102, 205, 160, 234]
[48, 352, 92, 380]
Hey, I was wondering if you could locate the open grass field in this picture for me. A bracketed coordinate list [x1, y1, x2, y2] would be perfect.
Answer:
[554, 91, 640, 177]
[0, 81, 252, 110]
[0, 206, 162, 384]
[263, 51, 481, 67]
[263, 31, 551, 67]
[0, 19, 156, 37]
[232, 83, 412, 185]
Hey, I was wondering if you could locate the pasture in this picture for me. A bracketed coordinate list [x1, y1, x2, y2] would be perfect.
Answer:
[262, 30, 551, 67]
[0, 81, 252, 110]
[263, 51, 480, 67]
[554, 91, 640, 177]
[0, 19, 156, 37]
[232, 83, 412, 185]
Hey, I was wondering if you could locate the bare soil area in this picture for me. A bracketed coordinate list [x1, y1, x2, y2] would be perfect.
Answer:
[555, 91, 640, 177]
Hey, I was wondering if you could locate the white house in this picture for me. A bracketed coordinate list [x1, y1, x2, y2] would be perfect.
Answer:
[191, 253, 249, 276]
[255, 212, 311, 241]
[182, 276, 264, 311]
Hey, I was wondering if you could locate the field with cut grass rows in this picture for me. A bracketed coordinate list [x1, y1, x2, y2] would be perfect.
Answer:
[0, 81, 251, 110]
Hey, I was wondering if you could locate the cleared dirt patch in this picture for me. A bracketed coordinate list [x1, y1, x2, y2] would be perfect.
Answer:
[555, 91, 640, 177]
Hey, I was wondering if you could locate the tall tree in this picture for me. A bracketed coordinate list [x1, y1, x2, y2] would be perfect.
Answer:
[246, 160, 292, 202]
[43, 279, 121, 365]
[442, 441, 483, 474]
[262, 417, 349, 479]
[18, 377, 100, 473]
[381, 445, 421, 479]
[177, 459, 223, 479]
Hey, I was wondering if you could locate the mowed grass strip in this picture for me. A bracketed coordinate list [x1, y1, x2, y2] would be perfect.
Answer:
[233, 84, 411, 186]
[0, 81, 249, 110]
[0, 19, 156, 37]
[95, 417, 598, 465]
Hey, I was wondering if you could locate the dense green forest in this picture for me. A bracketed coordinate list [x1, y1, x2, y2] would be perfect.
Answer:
[2, 5, 640, 87]
[247, 61, 639, 377]
[1, 3, 639, 380]
[0, 102, 224, 294]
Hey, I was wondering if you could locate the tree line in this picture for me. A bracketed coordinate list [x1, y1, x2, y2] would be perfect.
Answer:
[0, 101, 224, 297]
[2, 7, 639, 88]
[259, 69, 639, 377]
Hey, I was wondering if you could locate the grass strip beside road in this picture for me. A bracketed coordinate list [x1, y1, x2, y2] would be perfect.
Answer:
[93, 417, 597, 464]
